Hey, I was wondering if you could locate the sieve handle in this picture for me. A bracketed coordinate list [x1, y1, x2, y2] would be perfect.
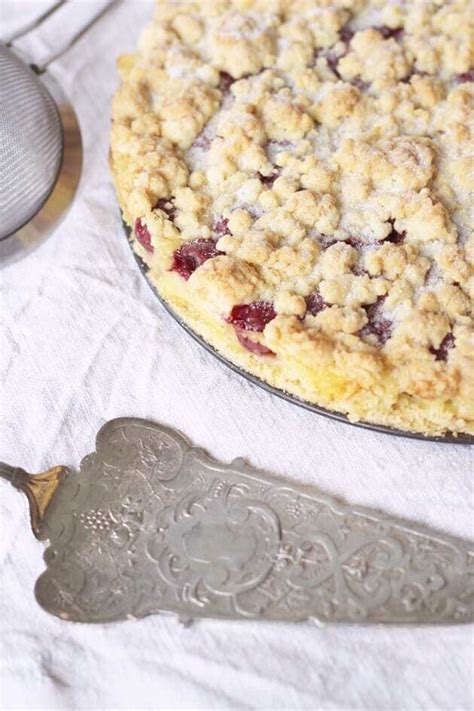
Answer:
[5, 0, 118, 73]
[2, 1, 67, 45]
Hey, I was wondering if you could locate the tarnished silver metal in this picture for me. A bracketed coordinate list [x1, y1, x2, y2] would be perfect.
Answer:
[1, 418, 472, 625]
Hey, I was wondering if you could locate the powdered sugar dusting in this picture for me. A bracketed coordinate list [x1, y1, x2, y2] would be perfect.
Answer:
[185, 93, 234, 172]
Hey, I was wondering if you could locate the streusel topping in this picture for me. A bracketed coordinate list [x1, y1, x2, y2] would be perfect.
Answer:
[111, 0, 474, 435]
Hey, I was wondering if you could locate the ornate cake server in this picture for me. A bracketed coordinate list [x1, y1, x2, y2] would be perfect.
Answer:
[1, 417, 472, 624]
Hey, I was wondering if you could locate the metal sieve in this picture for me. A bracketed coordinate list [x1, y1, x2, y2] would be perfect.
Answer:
[0, 46, 64, 241]
[0, 1, 115, 264]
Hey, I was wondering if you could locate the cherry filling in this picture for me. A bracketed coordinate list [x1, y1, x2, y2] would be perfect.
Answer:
[352, 264, 368, 277]
[315, 49, 368, 89]
[306, 292, 328, 316]
[192, 132, 212, 151]
[219, 71, 236, 92]
[375, 26, 404, 41]
[339, 26, 354, 44]
[326, 53, 341, 77]
[359, 296, 392, 347]
[227, 301, 276, 331]
[351, 77, 370, 90]
[341, 24, 403, 43]
[171, 238, 223, 280]
[384, 219, 406, 244]
[219, 70, 255, 93]
[154, 198, 176, 222]
[315, 25, 402, 87]
[268, 139, 292, 150]
[430, 333, 455, 361]
[319, 236, 367, 273]
[214, 216, 231, 236]
[258, 168, 280, 186]
[456, 70, 474, 83]
[226, 301, 277, 355]
[235, 331, 275, 356]
[263, 141, 291, 183]
[345, 236, 364, 249]
[319, 235, 363, 251]
[313, 26, 353, 81]
[134, 218, 153, 253]
[399, 66, 429, 83]
[316, 50, 342, 78]
[320, 236, 337, 249]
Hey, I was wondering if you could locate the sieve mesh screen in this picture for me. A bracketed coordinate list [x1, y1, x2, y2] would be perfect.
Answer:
[0, 46, 64, 239]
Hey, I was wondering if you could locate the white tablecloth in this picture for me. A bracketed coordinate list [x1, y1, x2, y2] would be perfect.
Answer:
[1, 2, 473, 709]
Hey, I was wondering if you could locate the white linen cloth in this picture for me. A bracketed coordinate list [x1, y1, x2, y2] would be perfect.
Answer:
[0, 2, 473, 709]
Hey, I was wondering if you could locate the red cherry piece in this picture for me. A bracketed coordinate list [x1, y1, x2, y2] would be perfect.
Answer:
[219, 70, 256, 91]
[235, 330, 275, 356]
[339, 27, 354, 44]
[360, 296, 392, 347]
[351, 77, 369, 91]
[214, 217, 231, 236]
[134, 218, 153, 253]
[400, 68, 428, 83]
[326, 52, 341, 78]
[384, 219, 406, 244]
[320, 236, 363, 251]
[306, 292, 327, 316]
[364, 296, 386, 322]
[320, 237, 337, 250]
[375, 26, 404, 41]
[258, 168, 280, 186]
[386, 229, 406, 244]
[345, 236, 363, 249]
[171, 238, 223, 280]
[154, 198, 176, 222]
[430, 333, 455, 361]
[365, 318, 392, 346]
[456, 70, 474, 83]
[226, 301, 277, 332]
[313, 48, 341, 78]
[219, 71, 235, 92]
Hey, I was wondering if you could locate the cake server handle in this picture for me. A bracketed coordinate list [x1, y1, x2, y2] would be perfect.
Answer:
[0, 462, 68, 537]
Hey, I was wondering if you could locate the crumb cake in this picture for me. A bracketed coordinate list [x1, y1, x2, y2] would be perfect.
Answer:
[111, 0, 474, 436]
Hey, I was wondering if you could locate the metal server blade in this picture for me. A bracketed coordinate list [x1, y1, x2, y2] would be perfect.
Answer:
[1, 417, 472, 625]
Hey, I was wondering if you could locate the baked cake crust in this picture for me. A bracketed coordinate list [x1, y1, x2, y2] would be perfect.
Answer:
[110, 0, 474, 436]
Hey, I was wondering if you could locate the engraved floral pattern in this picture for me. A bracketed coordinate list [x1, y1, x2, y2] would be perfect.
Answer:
[34, 418, 473, 624]
[147, 483, 280, 608]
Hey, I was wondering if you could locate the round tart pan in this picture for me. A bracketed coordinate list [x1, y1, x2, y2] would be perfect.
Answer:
[123, 223, 473, 445]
